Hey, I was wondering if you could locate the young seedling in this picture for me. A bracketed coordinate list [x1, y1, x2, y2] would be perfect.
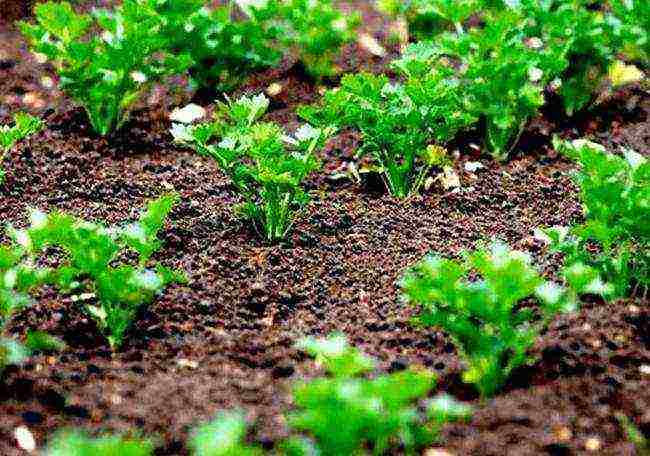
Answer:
[514, 0, 623, 116]
[536, 138, 649, 298]
[178, 94, 331, 243]
[189, 411, 262, 456]
[396, 9, 566, 160]
[158, 0, 358, 91]
[274, 0, 360, 81]
[46, 431, 153, 456]
[159, 0, 281, 92]
[20, 1, 191, 135]
[400, 241, 579, 397]
[0, 244, 47, 373]
[5, 195, 185, 349]
[287, 334, 471, 454]
[0, 112, 43, 184]
[299, 71, 473, 197]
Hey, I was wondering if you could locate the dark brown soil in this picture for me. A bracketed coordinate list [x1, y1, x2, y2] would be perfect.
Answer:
[1, 2, 649, 455]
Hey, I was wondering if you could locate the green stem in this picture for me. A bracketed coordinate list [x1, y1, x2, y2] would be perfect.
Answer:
[412, 162, 433, 196]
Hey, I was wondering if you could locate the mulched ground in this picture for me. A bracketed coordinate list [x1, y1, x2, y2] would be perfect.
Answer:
[1, 2, 649, 455]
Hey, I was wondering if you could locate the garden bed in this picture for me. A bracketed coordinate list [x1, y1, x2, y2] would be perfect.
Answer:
[0, 1, 649, 454]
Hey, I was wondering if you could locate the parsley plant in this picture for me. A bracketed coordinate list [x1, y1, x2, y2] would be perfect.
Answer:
[179, 94, 331, 243]
[160, 0, 358, 91]
[4, 195, 185, 349]
[299, 71, 473, 196]
[286, 334, 472, 454]
[20, 1, 191, 135]
[537, 139, 649, 298]
[400, 241, 580, 397]
[0, 113, 43, 184]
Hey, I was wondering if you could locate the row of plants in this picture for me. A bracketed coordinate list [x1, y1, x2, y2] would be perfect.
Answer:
[45, 335, 472, 455]
[1, 129, 646, 451]
[16, 0, 646, 146]
[305, 0, 647, 190]
[2, 110, 647, 363]
[3, 0, 646, 366]
[18, 0, 359, 135]
[9, 0, 647, 241]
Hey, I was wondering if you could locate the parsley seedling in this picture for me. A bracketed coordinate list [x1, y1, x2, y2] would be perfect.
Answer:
[537, 139, 649, 298]
[20, 1, 191, 135]
[401, 241, 578, 397]
[300, 71, 472, 196]
[179, 94, 331, 243]
[3, 195, 185, 349]
[0, 113, 43, 184]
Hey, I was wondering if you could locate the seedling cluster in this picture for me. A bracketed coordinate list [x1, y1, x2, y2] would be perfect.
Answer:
[1, 196, 184, 351]
[402, 241, 583, 397]
[20, 1, 193, 135]
[537, 139, 649, 298]
[45, 335, 471, 455]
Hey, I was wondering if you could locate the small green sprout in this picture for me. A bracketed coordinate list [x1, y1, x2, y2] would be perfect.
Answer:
[536, 138, 649, 298]
[179, 94, 331, 243]
[46, 431, 153, 456]
[4, 195, 185, 349]
[0, 112, 43, 184]
[288, 334, 471, 454]
[401, 241, 579, 397]
[190, 411, 262, 456]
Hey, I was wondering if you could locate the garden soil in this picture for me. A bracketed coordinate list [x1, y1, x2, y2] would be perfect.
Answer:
[0, 1, 649, 454]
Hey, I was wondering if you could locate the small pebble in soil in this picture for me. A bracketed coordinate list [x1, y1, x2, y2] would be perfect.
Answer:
[266, 83, 283, 96]
[552, 424, 573, 442]
[358, 33, 387, 57]
[424, 449, 454, 456]
[169, 104, 205, 124]
[40, 76, 54, 89]
[464, 161, 485, 173]
[14, 425, 36, 452]
[176, 358, 199, 369]
[585, 437, 601, 452]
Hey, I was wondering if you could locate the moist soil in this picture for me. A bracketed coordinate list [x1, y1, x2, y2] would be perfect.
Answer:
[1, 2, 649, 455]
